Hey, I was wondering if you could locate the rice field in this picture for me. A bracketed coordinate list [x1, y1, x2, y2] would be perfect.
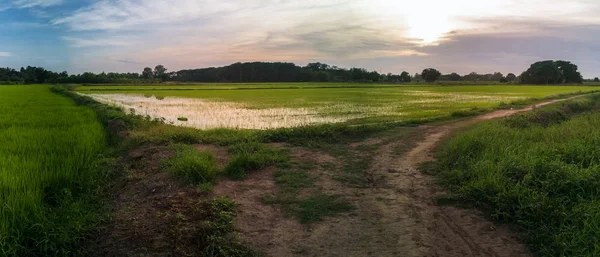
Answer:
[77, 84, 599, 129]
[0, 86, 106, 255]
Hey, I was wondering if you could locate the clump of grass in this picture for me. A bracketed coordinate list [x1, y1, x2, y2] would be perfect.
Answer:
[163, 144, 218, 184]
[197, 196, 260, 256]
[224, 142, 288, 179]
[177, 117, 188, 121]
[435, 94, 600, 257]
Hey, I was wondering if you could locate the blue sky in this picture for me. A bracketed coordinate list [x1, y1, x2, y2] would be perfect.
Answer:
[1, 0, 600, 77]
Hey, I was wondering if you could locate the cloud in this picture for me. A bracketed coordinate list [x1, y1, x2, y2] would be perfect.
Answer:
[62, 36, 138, 47]
[12, 0, 63, 8]
[116, 59, 140, 64]
[0, 52, 12, 57]
[46, 0, 600, 76]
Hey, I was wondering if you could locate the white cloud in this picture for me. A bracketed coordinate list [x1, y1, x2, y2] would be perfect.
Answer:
[0, 52, 12, 57]
[12, 0, 63, 8]
[50, 0, 600, 75]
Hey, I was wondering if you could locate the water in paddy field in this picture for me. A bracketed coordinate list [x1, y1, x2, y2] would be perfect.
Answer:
[83, 94, 365, 129]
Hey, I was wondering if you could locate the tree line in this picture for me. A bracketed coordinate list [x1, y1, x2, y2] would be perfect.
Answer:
[0, 60, 587, 85]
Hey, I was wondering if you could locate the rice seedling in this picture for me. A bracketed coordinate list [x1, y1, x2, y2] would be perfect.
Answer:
[0, 85, 106, 256]
[79, 84, 598, 130]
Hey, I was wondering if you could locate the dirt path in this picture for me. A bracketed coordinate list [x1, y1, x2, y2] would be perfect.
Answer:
[224, 96, 582, 257]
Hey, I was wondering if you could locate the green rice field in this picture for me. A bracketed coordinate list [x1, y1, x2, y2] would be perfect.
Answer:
[76, 84, 600, 129]
[0, 86, 106, 256]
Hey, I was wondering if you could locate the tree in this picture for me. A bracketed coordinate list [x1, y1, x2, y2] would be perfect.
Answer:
[154, 65, 168, 81]
[506, 73, 517, 82]
[594, 77, 600, 82]
[142, 67, 153, 79]
[463, 72, 479, 81]
[555, 61, 583, 83]
[490, 72, 504, 82]
[400, 71, 411, 82]
[520, 60, 582, 84]
[421, 68, 441, 82]
[448, 73, 461, 81]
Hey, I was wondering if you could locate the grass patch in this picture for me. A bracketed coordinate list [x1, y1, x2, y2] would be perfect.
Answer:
[264, 159, 353, 224]
[282, 194, 354, 224]
[163, 144, 219, 184]
[197, 196, 261, 257]
[177, 117, 188, 121]
[224, 142, 288, 179]
[435, 94, 600, 257]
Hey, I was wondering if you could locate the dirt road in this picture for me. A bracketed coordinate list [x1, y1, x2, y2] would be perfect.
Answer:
[222, 96, 582, 257]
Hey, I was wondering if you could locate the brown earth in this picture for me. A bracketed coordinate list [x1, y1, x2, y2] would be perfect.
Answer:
[214, 98, 581, 257]
[92, 97, 578, 257]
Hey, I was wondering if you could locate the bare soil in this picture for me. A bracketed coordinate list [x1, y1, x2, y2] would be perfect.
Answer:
[215, 98, 579, 257]
[93, 97, 577, 257]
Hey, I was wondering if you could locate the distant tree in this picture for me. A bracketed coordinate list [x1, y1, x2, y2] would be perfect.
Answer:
[506, 73, 517, 82]
[154, 65, 168, 81]
[306, 62, 330, 71]
[400, 71, 411, 82]
[448, 72, 462, 81]
[413, 73, 422, 82]
[491, 72, 504, 82]
[520, 60, 582, 84]
[421, 68, 441, 82]
[555, 61, 583, 83]
[316, 71, 330, 82]
[463, 72, 479, 81]
[142, 67, 153, 79]
[594, 77, 600, 82]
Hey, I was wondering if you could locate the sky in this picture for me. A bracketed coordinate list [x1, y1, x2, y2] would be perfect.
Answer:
[1, 0, 600, 77]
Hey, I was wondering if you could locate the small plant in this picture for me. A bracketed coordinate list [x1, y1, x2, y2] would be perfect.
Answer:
[155, 95, 165, 100]
[178, 117, 188, 121]
[163, 144, 219, 184]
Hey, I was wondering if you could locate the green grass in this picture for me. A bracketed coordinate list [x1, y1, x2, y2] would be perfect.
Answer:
[196, 196, 260, 257]
[163, 144, 219, 184]
[225, 142, 288, 179]
[76, 84, 599, 127]
[0, 85, 108, 256]
[435, 94, 600, 257]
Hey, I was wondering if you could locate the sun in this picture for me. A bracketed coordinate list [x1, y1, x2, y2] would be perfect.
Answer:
[405, 14, 453, 45]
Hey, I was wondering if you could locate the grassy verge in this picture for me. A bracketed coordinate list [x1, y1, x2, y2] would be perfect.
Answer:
[434, 94, 600, 257]
[53, 86, 267, 256]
